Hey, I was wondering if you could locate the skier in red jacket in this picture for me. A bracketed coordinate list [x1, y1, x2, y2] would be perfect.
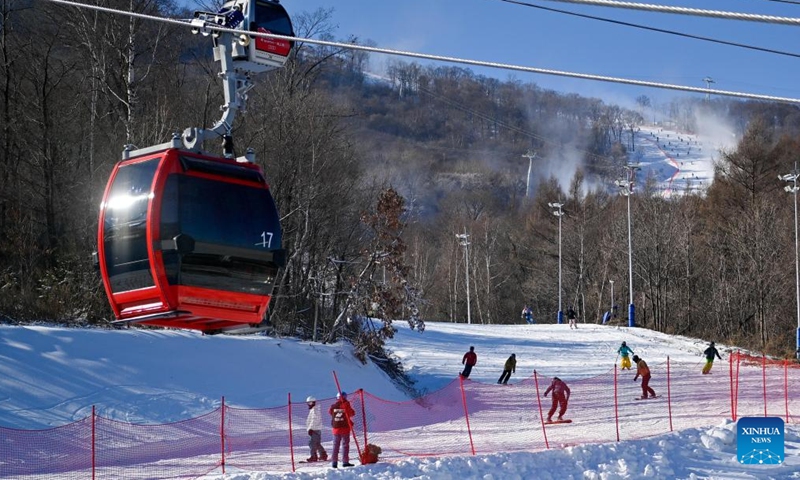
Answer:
[543, 377, 571, 422]
[461, 346, 477, 378]
[329, 391, 356, 468]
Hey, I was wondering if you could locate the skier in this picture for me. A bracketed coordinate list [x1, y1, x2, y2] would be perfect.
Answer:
[617, 341, 634, 370]
[329, 391, 355, 468]
[543, 376, 571, 422]
[702, 341, 722, 374]
[567, 307, 578, 329]
[497, 353, 516, 384]
[521, 305, 534, 324]
[461, 346, 477, 378]
[632, 355, 656, 399]
[305, 396, 328, 462]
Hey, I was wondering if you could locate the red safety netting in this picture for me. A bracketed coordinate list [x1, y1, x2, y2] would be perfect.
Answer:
[224, 401, 293, 472]
[361, 379, 472, 459]
[2, 355, 799, 479]
[0, 417, 93, 479]
[94, 409, 222, 479]
[667, 357, 730, 432]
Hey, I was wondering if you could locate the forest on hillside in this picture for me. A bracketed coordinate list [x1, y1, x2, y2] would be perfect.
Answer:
[3, 1, 800, 358]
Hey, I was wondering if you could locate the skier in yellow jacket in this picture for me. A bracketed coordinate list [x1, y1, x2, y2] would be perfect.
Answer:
[617, 342, 634, 370]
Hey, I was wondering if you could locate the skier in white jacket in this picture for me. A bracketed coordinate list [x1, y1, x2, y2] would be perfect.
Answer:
[305, 396, 328, 462]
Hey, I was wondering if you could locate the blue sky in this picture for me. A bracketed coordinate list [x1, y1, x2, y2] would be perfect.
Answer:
[289, 0, 800, 107]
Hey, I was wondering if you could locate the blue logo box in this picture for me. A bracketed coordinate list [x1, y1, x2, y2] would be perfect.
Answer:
[737, 417, 784, 464]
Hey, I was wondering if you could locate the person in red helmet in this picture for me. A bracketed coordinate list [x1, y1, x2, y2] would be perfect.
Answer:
[329, 391, 355, 468]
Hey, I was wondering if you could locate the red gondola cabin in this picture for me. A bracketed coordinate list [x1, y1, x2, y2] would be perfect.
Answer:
[97, 147, 284, 333]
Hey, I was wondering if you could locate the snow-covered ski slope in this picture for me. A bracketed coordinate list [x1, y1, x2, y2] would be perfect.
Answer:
[2, 321, 799, 478]
[626, 122, 734, 198]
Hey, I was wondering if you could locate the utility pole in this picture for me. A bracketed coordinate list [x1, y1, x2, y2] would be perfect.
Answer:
[522, 150, 537, 198]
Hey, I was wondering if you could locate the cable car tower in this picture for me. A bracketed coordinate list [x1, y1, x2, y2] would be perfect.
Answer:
[95, 0, 294, 334]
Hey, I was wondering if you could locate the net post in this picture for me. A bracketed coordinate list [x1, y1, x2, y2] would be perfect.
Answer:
[92, 405, 96, 480]
[288, 392, 296, 472]
[614, 364, 620, 442]
[533, 370, 549, 450]
[667, 356, 673, 432]
[220, 396, 226, 474]
[458, 374, 476, 455]
[763, 354, 768, 417]
[785, 360, 790, 423]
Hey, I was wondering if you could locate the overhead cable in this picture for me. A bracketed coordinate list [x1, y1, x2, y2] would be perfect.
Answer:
[534, 0, 800, 24]
[499, 0, 800, 59]
[40, 0, 800, 104]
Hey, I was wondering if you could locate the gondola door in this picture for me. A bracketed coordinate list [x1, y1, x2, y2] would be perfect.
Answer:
[98, 153, 168, 320]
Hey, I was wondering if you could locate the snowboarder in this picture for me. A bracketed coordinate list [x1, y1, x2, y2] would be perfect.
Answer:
[461, 346, 477, 378]
[632, 355, 656, 399]
[497, 353, 516, 384]
[305, 396, 328, 462]
[543, 376, 571, 422]
[702, 341, 722, 375]
[567, 307, 577, 329]
[521, 305, 534, 324]
[329, 391, 355, 468]
[617, 341, 634, 370]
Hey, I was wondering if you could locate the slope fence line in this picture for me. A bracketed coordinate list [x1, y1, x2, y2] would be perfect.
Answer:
[0, 352, 797, 479]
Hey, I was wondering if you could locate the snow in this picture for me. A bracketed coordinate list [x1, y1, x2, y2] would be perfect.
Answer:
[2, 320, 799, 479]
[627, 121, 735, 198]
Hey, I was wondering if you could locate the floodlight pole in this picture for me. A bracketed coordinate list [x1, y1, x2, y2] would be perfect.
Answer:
[616, 163, 641, 327]
[456, 230, 472, 325]
[780, 169, 800, 360]
[522, 151, 537, 198]
[549, 202, 565, 324]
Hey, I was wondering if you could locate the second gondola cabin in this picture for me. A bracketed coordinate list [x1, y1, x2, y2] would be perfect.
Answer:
[213, 0, 294, 73]
[97, 143, 285, 333]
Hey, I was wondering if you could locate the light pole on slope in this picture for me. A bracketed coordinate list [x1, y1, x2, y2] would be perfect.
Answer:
[549, 202, 565, 324]
[615, 163, 641, 328]
[456, 230, 471, 325]
[780, 169, 800, 360]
